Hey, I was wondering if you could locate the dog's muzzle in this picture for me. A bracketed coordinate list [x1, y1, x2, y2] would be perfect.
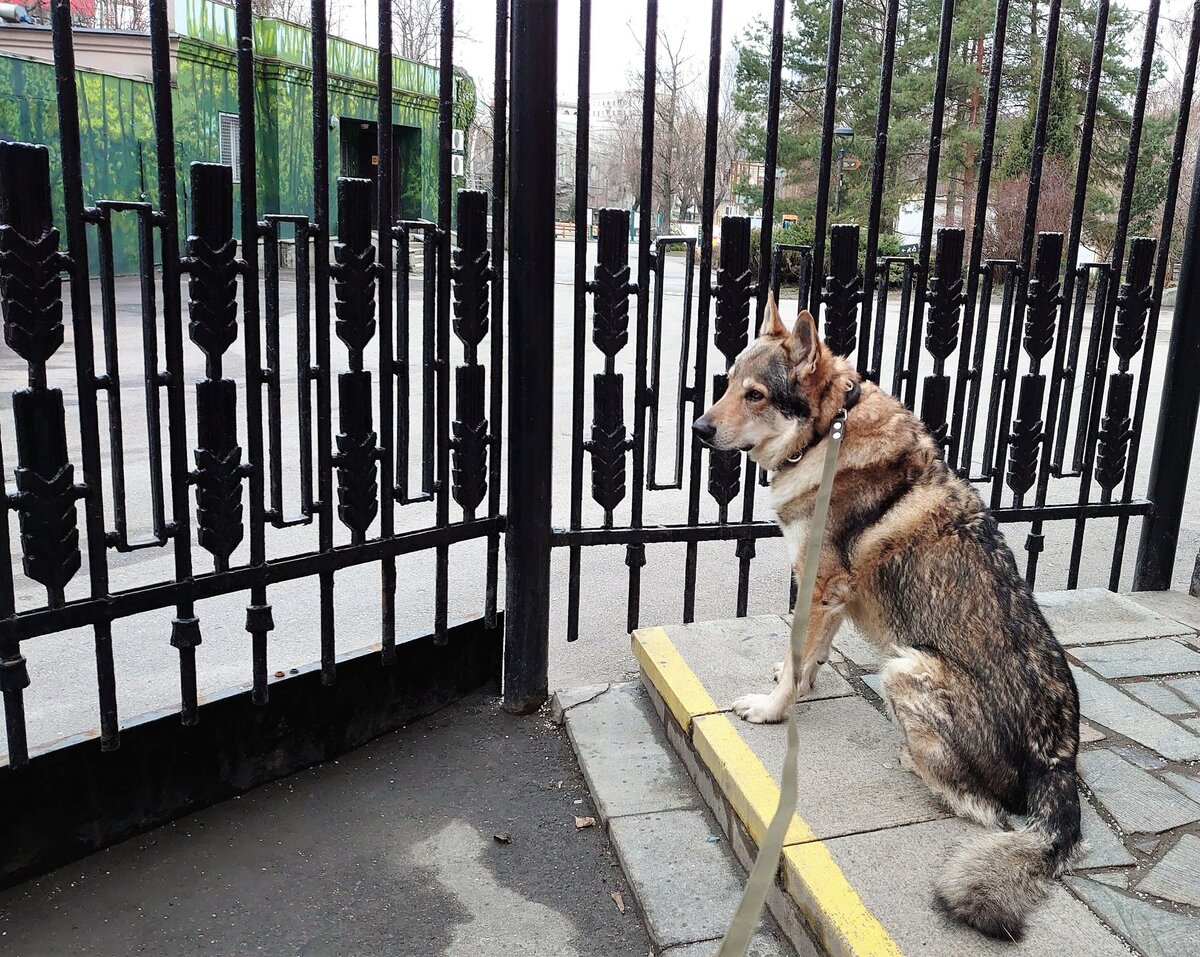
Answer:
[692, 415, 717, 446]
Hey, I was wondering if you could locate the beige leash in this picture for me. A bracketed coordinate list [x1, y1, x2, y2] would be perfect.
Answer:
[716, 412, 846, 957]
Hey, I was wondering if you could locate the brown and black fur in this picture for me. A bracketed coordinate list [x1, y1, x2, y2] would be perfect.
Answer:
[692, 294, 1082, 942]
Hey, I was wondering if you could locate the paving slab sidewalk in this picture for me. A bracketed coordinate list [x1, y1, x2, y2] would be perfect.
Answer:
[618, 590, 1200, 957]
[556, 680, 796, 957]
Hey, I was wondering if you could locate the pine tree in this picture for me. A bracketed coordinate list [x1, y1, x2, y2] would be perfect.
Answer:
[733, 0, 1174, 260]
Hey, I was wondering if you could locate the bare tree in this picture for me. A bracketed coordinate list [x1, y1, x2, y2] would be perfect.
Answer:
[985, 161, 1074, 261]
[675, 57, 740, 222]
[591, 94, 643, 213]
[66, 0, 148, 30]
[595, 30, 741, 233]
[392, 0, 440, 61]
[469, 97, 496, 194]
[392, 0, 471, 64]
[252, 0, 310, 26]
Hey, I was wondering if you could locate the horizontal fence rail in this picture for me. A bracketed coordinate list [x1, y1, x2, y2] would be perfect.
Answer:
[0, 0, 507, 768]
[556, 0, 1200, 639]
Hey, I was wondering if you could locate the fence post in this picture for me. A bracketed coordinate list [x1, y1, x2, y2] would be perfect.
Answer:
[1134, 151, 1200, 590]
[503, 0, 556, 714]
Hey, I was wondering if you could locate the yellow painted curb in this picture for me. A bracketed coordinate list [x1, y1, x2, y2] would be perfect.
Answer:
[785, 844, 905, 957]
[635, 622, 904, 957]
[631, 626, 720, 732]
[693, 713, 815, 847]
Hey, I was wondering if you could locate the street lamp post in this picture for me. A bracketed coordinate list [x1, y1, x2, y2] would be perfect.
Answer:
[834, 123, 853, 215]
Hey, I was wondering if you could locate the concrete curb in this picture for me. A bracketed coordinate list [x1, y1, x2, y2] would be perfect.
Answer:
[632, 626, 905, 957]
[553, 680, 795, 957]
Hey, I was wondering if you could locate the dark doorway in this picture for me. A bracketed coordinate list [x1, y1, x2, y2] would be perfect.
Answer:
[339, 118, 423, 228]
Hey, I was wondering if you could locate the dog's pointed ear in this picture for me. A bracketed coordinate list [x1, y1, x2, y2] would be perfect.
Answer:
[787, 310, 819, 370]
[758, 290, 787, 338]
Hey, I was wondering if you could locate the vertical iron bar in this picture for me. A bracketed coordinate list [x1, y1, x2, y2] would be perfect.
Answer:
[1113, 0, 1199, 586]
[869, 260, 889, 382]
[296, 222, 313, 514]
[736, 0, 786, 616]
[857, 0, 899, 378]
[236, 0, 272, 701]
[949, 0, 1009, 470]
[434, 0, 454, 643]
[1135, 78, 1200, 587]
[485, 0, 509, 629]
[1072, 0, 1159, 587]
[682, 0, 723, 624]
[567, 0, 590, 642]
[981, 263, 1018, 488]
[97, 212, 128, 543]
[136, 209, 167, 541]
[395, 225, 412, 499]
[504, 0, 556, 713]
[150, 0, 201, 721]
[890, 260, 914, 396]
[626, 0, 657, 633]
[311, 0, 336, 685]
[648, 243, 667, 484]
[0, 422, 25, 765]
[808, 0, 843, 324]
[265, 223, 284, 519]
[903, 0, 957, 411]
[51, 0, 118, 746]
[378, 0, 397, 662]
[960, 263, 999, 475]
[989, 0, 1063, 504]
[422, 229, 437, 494]
[1068, 267, 1109, 472]
[1024, 0, 1110, 582]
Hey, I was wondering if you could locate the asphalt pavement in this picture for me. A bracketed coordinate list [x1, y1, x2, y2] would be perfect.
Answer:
[0, 692, 651, 957]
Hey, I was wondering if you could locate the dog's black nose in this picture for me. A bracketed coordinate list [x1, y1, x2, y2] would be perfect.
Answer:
[692, 416, 716, 445]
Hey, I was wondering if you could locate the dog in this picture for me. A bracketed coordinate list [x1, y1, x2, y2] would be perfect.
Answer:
[692, 294, 1082, 942]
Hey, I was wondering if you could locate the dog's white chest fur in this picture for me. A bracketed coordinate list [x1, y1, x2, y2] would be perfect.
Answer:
[767, 481, 812, 567]
[779, 514, 810, 567]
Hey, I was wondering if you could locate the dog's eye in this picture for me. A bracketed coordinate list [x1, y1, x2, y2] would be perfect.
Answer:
[745, 389, 765, 403]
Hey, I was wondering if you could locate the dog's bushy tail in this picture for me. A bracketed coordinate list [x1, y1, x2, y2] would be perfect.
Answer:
[934, 762, 1081, 941]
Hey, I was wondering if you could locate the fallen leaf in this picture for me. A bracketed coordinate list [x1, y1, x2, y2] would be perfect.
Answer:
[493, 832, 511, 845]
[574, 815, 597, 830]
[610, 890, 625, 914]
[274, 671, 285, 678]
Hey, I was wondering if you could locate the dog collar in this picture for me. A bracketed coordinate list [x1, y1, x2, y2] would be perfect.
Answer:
[781, 380, 860, 467]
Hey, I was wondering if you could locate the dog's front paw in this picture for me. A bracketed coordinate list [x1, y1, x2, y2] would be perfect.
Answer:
[772, 661, 783, 683]
[731, 693, 787, 724]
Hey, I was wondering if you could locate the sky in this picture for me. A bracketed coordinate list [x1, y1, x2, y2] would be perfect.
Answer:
[337, 0, 780, 99]
[329, 0, 1191, 101]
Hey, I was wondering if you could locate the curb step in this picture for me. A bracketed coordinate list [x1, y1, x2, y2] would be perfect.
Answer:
[555, 681, 798, 957]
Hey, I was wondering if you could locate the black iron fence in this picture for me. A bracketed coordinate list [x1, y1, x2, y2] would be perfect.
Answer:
[554, 0, 1200, 640]
[2, 0, 1200, 776]
[0, 0, 508, 768]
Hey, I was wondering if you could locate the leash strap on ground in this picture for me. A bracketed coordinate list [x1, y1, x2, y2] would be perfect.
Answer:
[716, 414, 846, 957]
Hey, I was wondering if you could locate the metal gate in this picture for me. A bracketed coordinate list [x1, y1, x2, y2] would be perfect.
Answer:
[550, 0, 1200, 646]
[3, 0, 1200, 774]
[0, 0, 507, 767]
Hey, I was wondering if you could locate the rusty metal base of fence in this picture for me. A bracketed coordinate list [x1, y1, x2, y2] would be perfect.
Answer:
[0, 615, 501, 891]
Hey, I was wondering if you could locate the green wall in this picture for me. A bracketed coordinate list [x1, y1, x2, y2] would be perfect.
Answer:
[0, 55, 160, 273]
[0, 0, 475, 273]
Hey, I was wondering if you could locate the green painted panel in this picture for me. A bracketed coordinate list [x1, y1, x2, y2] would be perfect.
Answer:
[0, 55, 157, 273]
[181, 0, 441, 97]
[1, 1, 475, 272]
